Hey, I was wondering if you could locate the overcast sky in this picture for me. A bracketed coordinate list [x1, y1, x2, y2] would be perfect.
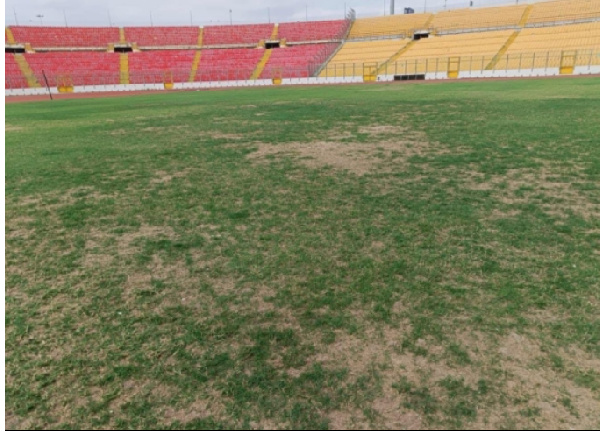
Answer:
[5, 0, 544, 26]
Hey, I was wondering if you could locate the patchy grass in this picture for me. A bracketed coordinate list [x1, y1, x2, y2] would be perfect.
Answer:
[5, 78, 600, 430]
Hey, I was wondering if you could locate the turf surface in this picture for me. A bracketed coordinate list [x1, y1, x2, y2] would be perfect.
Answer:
[5, 78, 600, 429]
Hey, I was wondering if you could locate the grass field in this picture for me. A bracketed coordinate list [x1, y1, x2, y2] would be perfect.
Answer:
[5, 78, 600, 430]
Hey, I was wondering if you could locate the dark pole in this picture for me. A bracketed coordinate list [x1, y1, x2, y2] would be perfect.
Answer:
[42, 70, 53, 100]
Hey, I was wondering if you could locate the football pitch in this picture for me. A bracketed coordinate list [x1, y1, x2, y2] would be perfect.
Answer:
[5, 78, 600, 429]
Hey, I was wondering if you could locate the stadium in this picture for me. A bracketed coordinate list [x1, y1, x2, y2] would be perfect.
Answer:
[4, 0, 600, 93]
[4, 0, 600, 429]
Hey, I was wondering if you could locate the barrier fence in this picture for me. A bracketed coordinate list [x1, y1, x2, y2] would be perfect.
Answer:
[319, 49, 600, 78]
[4, 67, 318, 90]
[5, 49, 600, 91]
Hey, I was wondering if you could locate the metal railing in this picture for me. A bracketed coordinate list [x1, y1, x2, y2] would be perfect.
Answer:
[318, 49, 600, 77]
[304, 13, 355, 76]
[4, 67, 319, 90]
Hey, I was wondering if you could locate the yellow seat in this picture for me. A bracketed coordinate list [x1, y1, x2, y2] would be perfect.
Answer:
[527, 0, 600, 25]
[348, 14, 433, 39]
[495, 22, 600, 69]
[319, 39, 409, 77]
[432, 5, 528, 32]
[390, 30, 514, 73]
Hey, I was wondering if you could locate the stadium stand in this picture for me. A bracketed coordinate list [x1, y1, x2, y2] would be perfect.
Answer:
[4, 1, 600, 90]
[386, 30, 515, 73]
[202, 24, 274, 46]
[278, 20, 348, 42]
[495, 21, 600, 69]
[25, 52, 120, 85]
[261, 43, 338, 78]
[124, 27, 200, 47]
[10, 26, 119, 48]
[5, 54, 28, 88]
[527, 0, 600, 25]
[194, 48, 265, 81]
[348, 14, 433, 39]
[319, 39, 410, 76]
[128, 50, 197, 83]
[6, 27, 16, 44]
[431, 5, 528, 32]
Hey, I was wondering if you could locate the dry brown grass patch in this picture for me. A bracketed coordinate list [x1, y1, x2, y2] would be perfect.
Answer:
[163, 399, 214, 425]
[299, 324, 600, 429]
[116, 224, 176, 256]
[84, 253, 114, 268]
[248, 138, 435, 176]
[151, 168, 192, 185]
[109, 128, 128, 136]
[210, 133, 246, 140]
[358, 125, 407, 136]
[5, 125, 24, 132]
[123, 254, 216, 314]
[464, 166, 599, 220]
[327, 409, 372, 430]
[494, 333, 600, 429]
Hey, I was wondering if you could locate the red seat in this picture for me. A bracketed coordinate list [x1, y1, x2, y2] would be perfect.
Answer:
[128, 50, 197, 83]
[5, 54, 28, 89]
[5, 22, 355, 86]
[203, 24, 274, 45]
[261, 43, 339, 78]
[195, 48, 264, 81]
[125, 27, 199, 47]
[11, 26, 119, 48]
[25, 52, 121, 86]
[279, 20, 347, 42]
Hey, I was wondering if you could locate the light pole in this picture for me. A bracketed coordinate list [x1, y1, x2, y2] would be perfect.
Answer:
[150, 11, 154, 26]
[190, 10, 193, 26]
[229, 9, 233, 25]
[36, 14, 44, 25]
[14, 8, 19, 25]
[63, 9, 68, 27]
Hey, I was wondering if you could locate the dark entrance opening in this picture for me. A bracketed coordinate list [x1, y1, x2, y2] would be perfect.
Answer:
[6, 47, 26, 54]
[394, 74, 426, 81]
[265, 41, 281, 49]
[413, 32, 430, 41]
[114, 46, 133, 53]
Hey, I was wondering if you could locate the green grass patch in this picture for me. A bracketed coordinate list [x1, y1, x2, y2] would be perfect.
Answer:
[5, 78, 600, 430]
